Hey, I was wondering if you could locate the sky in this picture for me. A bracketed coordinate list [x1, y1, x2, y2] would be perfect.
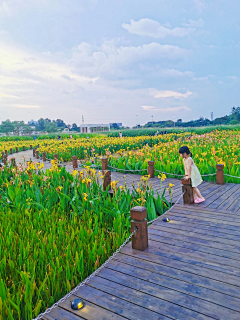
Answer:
[0, 0, 239, 127]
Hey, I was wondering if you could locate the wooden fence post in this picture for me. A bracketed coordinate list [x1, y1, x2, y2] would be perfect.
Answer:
[10, 148, 13, 154]
[5, 150, 7, 155]
[36, 151, 39, 159]
[103, 170, 111, 191]
[72, 156, 78, 169]
[148, 161, 154, 178]
[42, 152, 46, 162]
[54, 154, 58, 161]
[181, 177, 194, 204]
[3, 154, 7, 165]
[216, 164, 224, 185]
[102, 157, 108, 171]
[130, 206, 148, 251]
[16, 147, 18, 153]
[30, 145, 32, 150]
[23, 146, 25, 151]
[33, 148, 36, 157]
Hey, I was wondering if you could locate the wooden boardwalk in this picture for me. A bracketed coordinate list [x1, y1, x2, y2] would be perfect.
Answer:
[6, 150, 240, 318]
[43, 184, 240, 319]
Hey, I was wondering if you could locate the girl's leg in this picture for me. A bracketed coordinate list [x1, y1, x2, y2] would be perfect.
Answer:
[192, 187, 198, 198]
[195, 187, 204, 199]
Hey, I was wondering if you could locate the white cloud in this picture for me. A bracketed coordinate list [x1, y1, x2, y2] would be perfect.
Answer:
[161, 69, 194, 78]
[193, 0, 207, 12]
[141, 105, 191, 112]
[182, 19, 205, 28]
[228, 76, 239, 80]
[122, 19, 195, 38]
[154, 90, 192, 99]
[0, 92, 20, 98]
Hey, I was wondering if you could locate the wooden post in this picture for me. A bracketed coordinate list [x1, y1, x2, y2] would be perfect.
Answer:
[10, 148, 13, 155]
[16, 147, 18, 153]
[216, 164, 224, 185]
[23, 146, 25, 151]
[130, 206, 148, 251]
[33, 148, 36, 157]
[54, 154, 58, 161]
[102, 157, 108, 171]
[36, 150, 39, 159]
[181, 177, 194, 204]
[103, 170, 111, 191]
[30, 145, 32, 150]
[3, 154, 7, 165]
[42, 152, 46, 162]
[72, 156, 78, 169]
[148, 161, 154, 178]
[5, 150, 7, 155]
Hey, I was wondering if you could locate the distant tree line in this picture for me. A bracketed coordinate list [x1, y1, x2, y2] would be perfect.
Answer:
[0, 118, 81, 135]
[143, 107, 240, 128]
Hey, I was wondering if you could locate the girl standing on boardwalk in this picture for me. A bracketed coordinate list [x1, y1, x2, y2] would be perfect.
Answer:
[179, 146, 205, 203]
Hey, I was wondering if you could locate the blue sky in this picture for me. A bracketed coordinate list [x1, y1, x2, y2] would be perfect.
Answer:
[0, 0, 239, 126]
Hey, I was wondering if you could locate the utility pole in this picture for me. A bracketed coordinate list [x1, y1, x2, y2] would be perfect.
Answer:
[151, 115, 153, 125]
[210, 112, 213, 121]
[136, 115, 138, 127]
[82, 115, 84, 124]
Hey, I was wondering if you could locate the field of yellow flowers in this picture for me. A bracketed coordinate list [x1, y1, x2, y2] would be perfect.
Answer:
[0, 160, 169, 319]
[107, 129, 240, 183]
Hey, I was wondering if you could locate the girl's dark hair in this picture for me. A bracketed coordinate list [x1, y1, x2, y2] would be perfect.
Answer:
[179, 146, 192, 157]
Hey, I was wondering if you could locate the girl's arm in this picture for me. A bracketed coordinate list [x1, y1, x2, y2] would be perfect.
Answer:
[184, 158, 193, 179]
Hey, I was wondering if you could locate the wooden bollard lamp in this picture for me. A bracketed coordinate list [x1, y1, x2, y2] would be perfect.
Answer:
[42, 152, 46, 162]
[72, 156, 78, 169]
[130, 206, 148, 251]
[54, 154, 58, 161]
[102, 157, 108, 171]
[148, 161, 154, 178]
[16, 147, 18, 153]
[103, 170, 111, 191]
[181, 177, 194, 204]
[35, 150, 39, 159]
[216, 164, 224, 185]
[33, 148, 36, 157]
[10, 148, 12, 154]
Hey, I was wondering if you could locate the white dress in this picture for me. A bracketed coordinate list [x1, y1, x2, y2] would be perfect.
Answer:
[183, 157, 202, 187]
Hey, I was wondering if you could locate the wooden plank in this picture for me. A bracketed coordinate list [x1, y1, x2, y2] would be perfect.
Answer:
[58, 291, 130, 320]
[73, 284, 172, 320]
[150, 223, 240, 246]
[148, 227, 240, 254]
[43, 307, 85, 320]
[173, 204, 239, 216]
[228, 198, 240, 212]
[195, 184, 234, 208]
[148, 232, 240, 261]
[114, 254, 240, 299]
[168, 208, 240, 225]
[147, 240, 240, 275]
[207, 184, 240, 210]
[105, 260, 240, 313]
[121, 247, 240, 287]
[155, 213, 240, 234]
[89, 276, 215, 320]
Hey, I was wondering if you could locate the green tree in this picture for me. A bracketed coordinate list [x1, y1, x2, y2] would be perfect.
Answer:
[45, 122, 58, 133]
[0, 121, 15, 135]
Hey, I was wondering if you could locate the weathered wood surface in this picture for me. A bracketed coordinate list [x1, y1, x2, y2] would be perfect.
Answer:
[46, 203, 240, 319]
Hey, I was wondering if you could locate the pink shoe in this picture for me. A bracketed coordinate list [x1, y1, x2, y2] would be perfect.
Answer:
[197, 197, 205, 203]
[194, 198, 200, 203]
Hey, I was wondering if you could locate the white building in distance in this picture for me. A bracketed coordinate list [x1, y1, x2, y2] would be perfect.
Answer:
[79, 124, 110, 133]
